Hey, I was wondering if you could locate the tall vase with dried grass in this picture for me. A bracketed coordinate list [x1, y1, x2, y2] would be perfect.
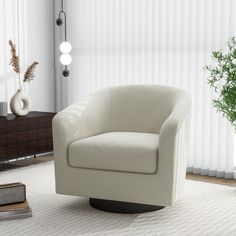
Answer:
[8, 40, 39, 116]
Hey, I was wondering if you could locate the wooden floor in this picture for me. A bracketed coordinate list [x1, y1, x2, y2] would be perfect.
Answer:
[1, 155, 236, 187]
[187, 173, 236, 187]
[0, 155, 54, 172]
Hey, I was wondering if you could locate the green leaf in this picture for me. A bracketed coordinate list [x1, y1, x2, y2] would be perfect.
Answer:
[205, 36, 236, 129]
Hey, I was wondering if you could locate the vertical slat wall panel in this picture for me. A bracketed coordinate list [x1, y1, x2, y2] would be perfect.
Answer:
[0, 0, 6, 101]
[56, 0, 236, 178]
[201, 0, 212, 174]
[0, 0, 28, 112]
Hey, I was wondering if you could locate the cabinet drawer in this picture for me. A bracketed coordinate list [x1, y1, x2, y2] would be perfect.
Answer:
[0, 112, 56, 161]
[0, 148, 7, 160]
[0, 134, 6, 146]
[16, 117, 52, 132]
[0, 121, 17, 135]
[3, 128, 52, 146]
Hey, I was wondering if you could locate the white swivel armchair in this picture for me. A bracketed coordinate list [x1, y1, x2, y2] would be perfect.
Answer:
[53, 85, 191, 213]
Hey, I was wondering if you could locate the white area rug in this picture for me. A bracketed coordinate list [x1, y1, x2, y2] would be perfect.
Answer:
[1, 162, 236, 236]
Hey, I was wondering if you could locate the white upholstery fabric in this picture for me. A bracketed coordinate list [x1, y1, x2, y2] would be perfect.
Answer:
[69, 132, 159, 174]
[53, 85, 191, 206]
[109, 86, 174, 133]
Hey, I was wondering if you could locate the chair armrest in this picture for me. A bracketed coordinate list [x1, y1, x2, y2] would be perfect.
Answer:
[53, 88, 110, 168]
[53, 100, 94, 147]
[158, 93, 191, 202]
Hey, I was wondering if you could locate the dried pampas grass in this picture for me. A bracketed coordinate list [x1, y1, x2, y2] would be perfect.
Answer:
[9, 40, 20, 74]
[8, 39, 39, 88]
[24, 62, 39, 83]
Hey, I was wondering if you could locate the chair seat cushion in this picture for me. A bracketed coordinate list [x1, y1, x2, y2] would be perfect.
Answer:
[68, 132, 159, 174]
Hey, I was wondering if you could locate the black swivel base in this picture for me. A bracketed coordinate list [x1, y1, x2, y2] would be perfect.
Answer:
[89, 198, 165, 214]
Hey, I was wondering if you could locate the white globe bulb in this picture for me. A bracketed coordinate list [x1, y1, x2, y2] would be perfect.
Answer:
[59, 42, 72, 53]
[60, 54, 72, 65]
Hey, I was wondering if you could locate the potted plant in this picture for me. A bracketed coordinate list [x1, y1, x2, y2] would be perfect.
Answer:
[205, 37, 236, 129]
[8, 40, 38, 116]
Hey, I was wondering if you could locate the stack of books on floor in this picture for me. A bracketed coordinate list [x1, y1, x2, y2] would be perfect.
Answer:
[0, 200, 32, 221]
[0, 182, 32, 221]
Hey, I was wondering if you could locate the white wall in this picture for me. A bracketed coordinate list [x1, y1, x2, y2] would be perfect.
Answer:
[27, 0, 55, 112]
[0, 0, 23, 108]
[0, 0, 55, 113]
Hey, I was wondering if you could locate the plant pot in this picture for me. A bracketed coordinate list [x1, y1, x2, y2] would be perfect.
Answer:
[10, 89, 31, 116]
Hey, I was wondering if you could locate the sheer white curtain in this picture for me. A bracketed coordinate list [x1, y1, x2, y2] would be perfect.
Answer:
[0, 0, 28, 110]
[55, 0, 236, 179]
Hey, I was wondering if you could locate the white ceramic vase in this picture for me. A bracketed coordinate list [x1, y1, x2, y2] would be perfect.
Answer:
[10, 89, 31, 116]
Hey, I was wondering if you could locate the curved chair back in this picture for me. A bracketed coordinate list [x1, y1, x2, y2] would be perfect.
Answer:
[109, 85, 186, 133]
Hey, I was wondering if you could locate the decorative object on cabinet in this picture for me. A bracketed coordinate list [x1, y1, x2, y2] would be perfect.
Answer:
[8, 40, 38, 117]
[0, 102, 7, 117]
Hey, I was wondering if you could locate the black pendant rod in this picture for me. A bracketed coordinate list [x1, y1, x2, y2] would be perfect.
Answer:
[58, 0, 67, 42]
[61, 0, 64, 11]
[58, 11, 67, 42]
[56, 0, 70, 77]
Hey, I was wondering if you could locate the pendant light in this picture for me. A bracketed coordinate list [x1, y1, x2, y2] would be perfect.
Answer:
[56, 0, 72, 77]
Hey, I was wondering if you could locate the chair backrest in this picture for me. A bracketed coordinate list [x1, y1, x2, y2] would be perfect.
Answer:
[108, 85, 185, 133]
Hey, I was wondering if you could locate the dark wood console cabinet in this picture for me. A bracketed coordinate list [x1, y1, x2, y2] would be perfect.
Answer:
[0, 112, 56, 162]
